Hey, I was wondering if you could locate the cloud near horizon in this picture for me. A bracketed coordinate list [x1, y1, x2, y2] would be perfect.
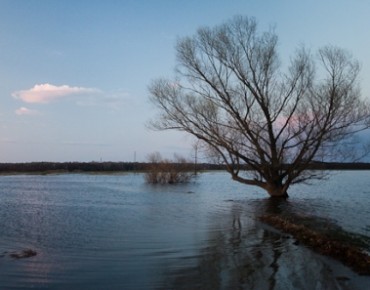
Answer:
[12, 83, 100, 104]
[15, 107, 39, 116]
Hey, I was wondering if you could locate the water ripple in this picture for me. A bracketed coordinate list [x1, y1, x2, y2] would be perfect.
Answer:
[0, 172, 369, 289]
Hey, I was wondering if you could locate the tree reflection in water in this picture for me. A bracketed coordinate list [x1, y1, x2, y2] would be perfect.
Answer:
[159, 199, 364, 290]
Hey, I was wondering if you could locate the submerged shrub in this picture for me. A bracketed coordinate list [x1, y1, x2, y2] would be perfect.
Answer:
[145, 152, 194, 184]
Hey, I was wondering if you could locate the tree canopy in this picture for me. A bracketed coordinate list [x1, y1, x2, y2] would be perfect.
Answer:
[149, 16, 370, 197]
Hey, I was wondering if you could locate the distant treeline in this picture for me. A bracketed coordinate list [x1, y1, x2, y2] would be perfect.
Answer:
[0, 161, 369, 174]
[0, 162, 224, 174]
[307, 162, 370, 170]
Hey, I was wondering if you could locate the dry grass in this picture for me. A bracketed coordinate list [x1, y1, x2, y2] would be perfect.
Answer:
[260, 214, 370, 275]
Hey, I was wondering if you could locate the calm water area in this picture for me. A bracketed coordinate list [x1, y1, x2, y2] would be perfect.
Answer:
[0, 171, 369, 289]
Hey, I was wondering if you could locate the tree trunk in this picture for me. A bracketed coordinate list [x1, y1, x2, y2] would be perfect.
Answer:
[265, 183, 289, 198]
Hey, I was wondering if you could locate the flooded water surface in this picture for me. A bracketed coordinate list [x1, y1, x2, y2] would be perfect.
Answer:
[0, 171, 369, 289]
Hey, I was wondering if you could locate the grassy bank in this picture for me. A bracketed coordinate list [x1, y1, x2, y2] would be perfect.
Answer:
[259, 213, 370, 275]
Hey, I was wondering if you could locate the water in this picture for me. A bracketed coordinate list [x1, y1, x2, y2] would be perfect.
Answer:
[0, 171, 369, 289]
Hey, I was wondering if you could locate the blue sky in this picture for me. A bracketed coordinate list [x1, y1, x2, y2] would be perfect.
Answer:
[1, 0, 370, 162]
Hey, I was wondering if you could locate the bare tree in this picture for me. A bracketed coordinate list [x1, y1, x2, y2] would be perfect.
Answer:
[149, 16, 370, 197]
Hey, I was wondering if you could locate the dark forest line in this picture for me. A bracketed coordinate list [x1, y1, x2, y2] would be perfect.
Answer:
[0, 162, 223, 174]
[0, 161, 370, 174]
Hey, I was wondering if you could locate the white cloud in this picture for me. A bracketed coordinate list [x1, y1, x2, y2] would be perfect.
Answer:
[12, 83, 100, 104]
[15, 107, 39, 116]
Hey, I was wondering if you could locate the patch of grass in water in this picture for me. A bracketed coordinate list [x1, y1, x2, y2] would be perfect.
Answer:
[259, 213, 370, 275]
[9, 249, 37, 259]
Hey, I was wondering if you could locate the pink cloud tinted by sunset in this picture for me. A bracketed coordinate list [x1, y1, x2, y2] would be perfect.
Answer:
[15, 107, 39, 116]
[12, 83, 100, 103]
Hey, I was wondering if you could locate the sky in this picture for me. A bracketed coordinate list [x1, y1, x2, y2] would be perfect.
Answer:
[1, 0, 370, 163]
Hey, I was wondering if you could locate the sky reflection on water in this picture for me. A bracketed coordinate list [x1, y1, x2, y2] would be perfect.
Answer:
[0, 172, 369, 289]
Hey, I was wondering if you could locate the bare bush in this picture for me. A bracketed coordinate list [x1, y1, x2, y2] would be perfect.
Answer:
[144, 152, 194, 184]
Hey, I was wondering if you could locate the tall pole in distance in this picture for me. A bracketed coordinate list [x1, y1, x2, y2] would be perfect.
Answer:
[193, 142, 198, 175]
